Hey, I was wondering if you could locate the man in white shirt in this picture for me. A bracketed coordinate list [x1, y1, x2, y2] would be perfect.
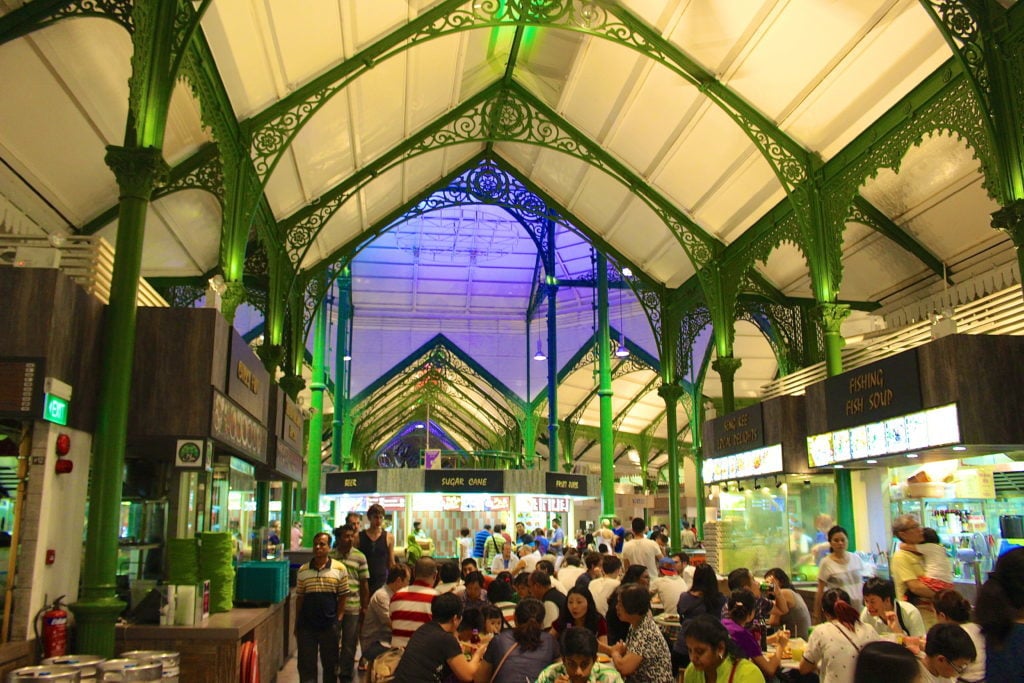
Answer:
[520, 537, 543, 574]
[361, 564, 409, 665]
[674, 551, 696, 592]
[621, 517, 662, 577]
[490, 540, 520, 575]
[588, 555, 622, 618]
[860, 576, 926, 638]
[557, 552, 586, 588]
[650, 557, 688, 617]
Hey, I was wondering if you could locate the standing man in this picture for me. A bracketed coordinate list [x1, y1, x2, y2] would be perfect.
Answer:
[345, 511, 361, 529]
[621, 517, 662, 578]
[389, 557, 440, 648]
[483, 524, 506, 569]
[473, 524, 492, 560]
[612, 518, 626, 554]
[333, 524, 369, 683]
[361, 564, 409, 666]
[358, 503, 394, 593]
[458, 527, 474, 561]
[890, 514, 938, 628]
[549, 517, 566, 555]
[294, 532, 350, 683]
[680, 519, 698, 549]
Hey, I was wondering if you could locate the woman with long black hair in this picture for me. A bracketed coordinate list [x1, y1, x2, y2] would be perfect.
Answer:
[473, 598, 559, 683]
[974, 547, 1024, 683]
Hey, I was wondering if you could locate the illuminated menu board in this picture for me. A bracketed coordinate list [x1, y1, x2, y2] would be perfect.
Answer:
[807, 403, 960, 467]
[702, 444, 783, 484]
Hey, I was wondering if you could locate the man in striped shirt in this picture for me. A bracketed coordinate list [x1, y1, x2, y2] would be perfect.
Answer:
[295, 532, 350, 683]
[389, 557, 439, 648]
[333, 524, 369, 683]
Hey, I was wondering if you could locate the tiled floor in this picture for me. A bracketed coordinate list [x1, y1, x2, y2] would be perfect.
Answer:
[275, 655, 371, 683]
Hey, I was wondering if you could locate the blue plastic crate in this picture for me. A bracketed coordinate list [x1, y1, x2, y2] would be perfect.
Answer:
[235, 561, 289, 603]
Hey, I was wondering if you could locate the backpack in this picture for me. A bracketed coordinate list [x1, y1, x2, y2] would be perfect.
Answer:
[369, 647, 404, 683]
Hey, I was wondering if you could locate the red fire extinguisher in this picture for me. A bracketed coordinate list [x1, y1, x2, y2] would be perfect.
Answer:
[38, 596, 68, 658]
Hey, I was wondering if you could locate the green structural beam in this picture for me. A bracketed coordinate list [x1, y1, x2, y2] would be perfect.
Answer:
[597, 253, 615, 521]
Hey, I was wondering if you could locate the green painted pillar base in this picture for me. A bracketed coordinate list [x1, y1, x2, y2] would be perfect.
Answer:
[301, 512, 321, 547]
[835, 468, 855, 548]
[69, 597, 125, 657]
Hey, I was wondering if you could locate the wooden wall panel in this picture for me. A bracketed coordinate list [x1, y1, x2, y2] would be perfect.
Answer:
[918, 334, 1024, 445]
[128, 308, 228, 438]
[0, 269, 56, 357]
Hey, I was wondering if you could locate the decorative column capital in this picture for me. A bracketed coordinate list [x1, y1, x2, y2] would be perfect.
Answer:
[814, 302, 851, 335]
[992, 199, 1024, 248]
[104, 145, 168, 201]
[258, 343, 285, 373]
[278, 373, 306, 399]
[657, 382, 685, 405]
[710, 355, 743, 380]
[220, 281, 247, 323]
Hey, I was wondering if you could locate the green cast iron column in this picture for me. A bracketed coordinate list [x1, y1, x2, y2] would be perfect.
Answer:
[73, 146, 168, 657]
[303, 298, 328, 544]
[817, 302, 855, 547]
[545, 220, 559, 472]
[596, 254, 615, 521]
[659, 384, 685, 553]
[281, 481, 294, 550]
[255, 480, 270, 551]
[711, 356, 742, 415]
[992, 202, 1024, 291]
[331, 269, 351, 468]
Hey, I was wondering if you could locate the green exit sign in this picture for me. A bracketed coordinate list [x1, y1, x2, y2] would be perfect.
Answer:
[43, 393, 68, 426]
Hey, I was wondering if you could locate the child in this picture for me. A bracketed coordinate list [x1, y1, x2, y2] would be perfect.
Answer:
[899, 527, 954, 593]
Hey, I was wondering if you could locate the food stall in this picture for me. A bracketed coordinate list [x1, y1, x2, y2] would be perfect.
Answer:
[802, 334, 1024, 600]
[701, 397, 834, 579]
[325, 469, 596, 561]
[119, 307, 286, 682]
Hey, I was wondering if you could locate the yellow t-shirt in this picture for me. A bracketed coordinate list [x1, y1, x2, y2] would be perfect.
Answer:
[682, 657, 763, 683]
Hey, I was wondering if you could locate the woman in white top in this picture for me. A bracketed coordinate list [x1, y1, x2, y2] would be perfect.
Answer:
[815, 525, 865, 620]
[799, 588, 880, 683]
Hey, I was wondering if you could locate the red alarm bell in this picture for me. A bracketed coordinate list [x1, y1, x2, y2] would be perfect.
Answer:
[55, 433, 71, 456]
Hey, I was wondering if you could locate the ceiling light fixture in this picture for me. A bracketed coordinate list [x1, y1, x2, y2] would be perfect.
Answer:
[343, 352, 352, 361]
[866, 459, 878, 464]
[952, 446, 967, 452]
[533, 338, 546, 361]
[907, 453, 919, 458]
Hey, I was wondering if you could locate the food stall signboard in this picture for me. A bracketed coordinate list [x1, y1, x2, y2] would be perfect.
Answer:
[824, 351, 922, 431]
[325, 470, 378, 494]
[424, 469, 503, 493]
[210, 389, 268, 463]
[546, 472, 588, 496]
[705, 404, 765, 458]
[525, 496, 570, 513]
[701, 444, 783, 483]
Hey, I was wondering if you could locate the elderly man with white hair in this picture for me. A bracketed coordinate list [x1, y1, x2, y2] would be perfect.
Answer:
[889, 513, 937, 629]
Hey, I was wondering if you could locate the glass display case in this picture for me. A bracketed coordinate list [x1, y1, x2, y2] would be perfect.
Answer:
[210, 457, 257, 563]
[117, 499, 167, 580]
[890, 498, 995, 579]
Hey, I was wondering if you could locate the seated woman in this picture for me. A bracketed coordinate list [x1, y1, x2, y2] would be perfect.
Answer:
[392, 592, 489, 683]
[537, 627, 624, 683]
[487, 574, 518, 627]
[799, 588, 879, 683]
[722, 590, 789, 683]
[551, 586, 610, 653]
[473, 598, 559, 683]
[680, 614, 764, 683]
[672, 563, 726, 673]
[765, 567, 812, 639]
[610, 584, 674, 682]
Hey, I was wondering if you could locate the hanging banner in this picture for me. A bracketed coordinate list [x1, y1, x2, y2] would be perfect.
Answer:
[210, 389, 268, 463]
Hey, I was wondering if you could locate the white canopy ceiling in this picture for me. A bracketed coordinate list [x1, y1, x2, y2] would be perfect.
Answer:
[0, 0, 1018, 476]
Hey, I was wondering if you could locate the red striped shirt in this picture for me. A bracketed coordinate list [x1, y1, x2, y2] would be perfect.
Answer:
[388, 582, 438, 648]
